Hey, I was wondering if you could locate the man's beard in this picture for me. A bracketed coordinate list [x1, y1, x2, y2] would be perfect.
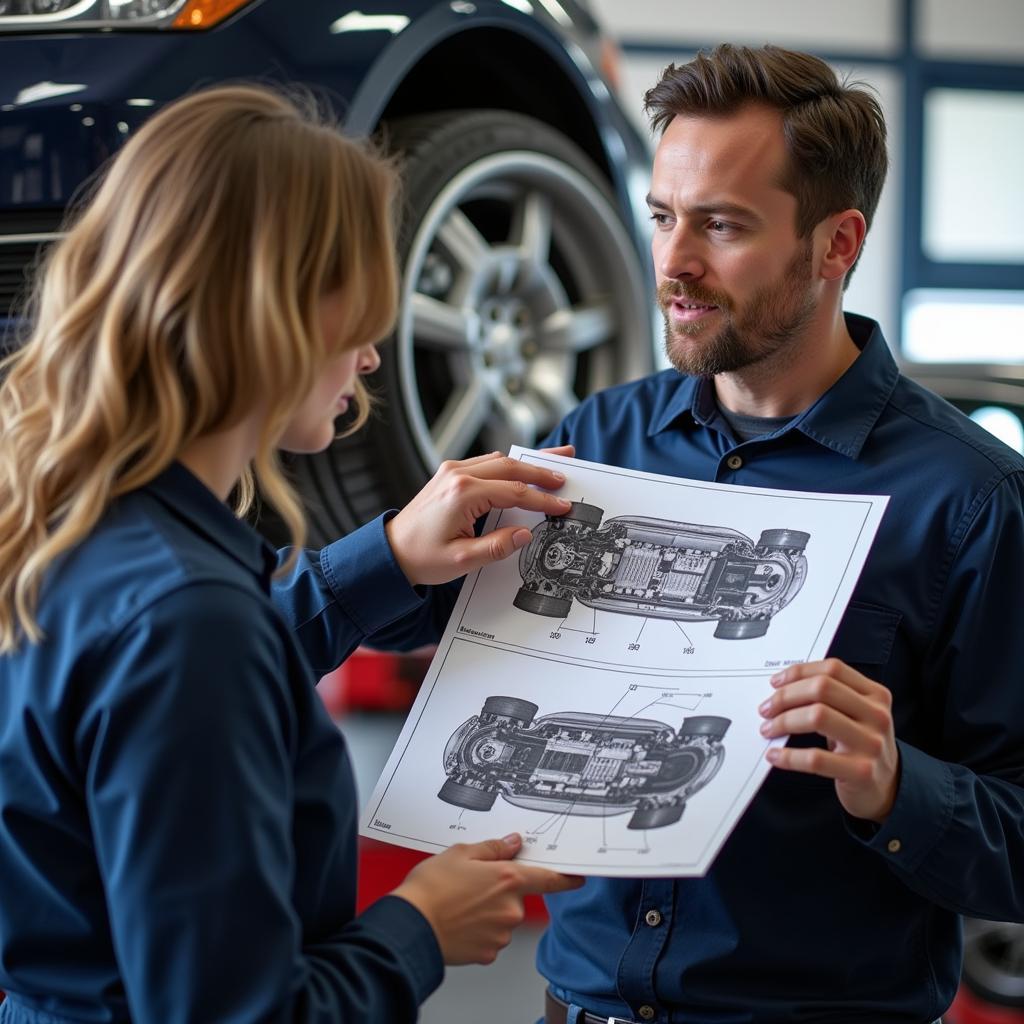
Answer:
[659, 239, 816, 378]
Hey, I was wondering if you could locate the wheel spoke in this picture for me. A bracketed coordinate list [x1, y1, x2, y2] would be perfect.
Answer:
[432, 378, 493, 461]
[436, 207, 490, 273]
[539, 300, 615, 353]
[490, 390, 541, 450]
[410, 293, 474, 351]
[527, 372, 578, 422]
[514, 190, 552, 263]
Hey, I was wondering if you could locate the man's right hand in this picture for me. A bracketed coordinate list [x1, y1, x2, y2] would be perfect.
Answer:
[392, 833, 584, 965]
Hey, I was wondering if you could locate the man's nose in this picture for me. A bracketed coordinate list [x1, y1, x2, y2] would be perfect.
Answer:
[657, 225, 704, 281]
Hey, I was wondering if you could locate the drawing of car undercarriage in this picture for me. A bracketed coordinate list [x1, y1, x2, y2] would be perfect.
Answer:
[438, 696, 730, 830]
[513, 503, 809, 639]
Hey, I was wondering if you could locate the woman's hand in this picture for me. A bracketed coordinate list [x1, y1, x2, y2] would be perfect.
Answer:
[393, 833, 584, 965]
[385, 447, 575, 586]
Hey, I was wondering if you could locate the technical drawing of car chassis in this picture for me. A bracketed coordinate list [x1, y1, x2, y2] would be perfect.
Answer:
[438, 696, 731, 830]
[513, 503, 809, 639]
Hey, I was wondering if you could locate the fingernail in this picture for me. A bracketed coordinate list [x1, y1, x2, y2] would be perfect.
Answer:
[557, 497, 572, 507]
[512, 529, 532, 548]
[551, 471, 566, 482]
[502, 832, 521, 845]
[766, 748, 780, 763]
[771, 672, 785, 686]
[760, 720, 772, 735]
[758, 698, 772, 715]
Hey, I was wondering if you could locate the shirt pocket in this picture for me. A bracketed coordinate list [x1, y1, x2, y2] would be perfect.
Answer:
[779, 601, 903, 772]
[826, 600, 902, 679]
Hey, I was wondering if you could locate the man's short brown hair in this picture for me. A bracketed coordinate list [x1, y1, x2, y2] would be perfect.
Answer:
[645, 44, 888, 274]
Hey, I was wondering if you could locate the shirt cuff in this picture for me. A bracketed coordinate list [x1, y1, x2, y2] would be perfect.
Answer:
[845, 739, 955, 872]
[358, 894, 444, 1005]
[320, 513, 424, 635]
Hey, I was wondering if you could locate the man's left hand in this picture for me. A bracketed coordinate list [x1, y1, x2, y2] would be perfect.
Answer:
[759, 658, 900, 823]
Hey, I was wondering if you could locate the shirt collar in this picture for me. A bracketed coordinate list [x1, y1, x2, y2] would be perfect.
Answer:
[144, 461, 278, 587]
[648, 313, 899, 459]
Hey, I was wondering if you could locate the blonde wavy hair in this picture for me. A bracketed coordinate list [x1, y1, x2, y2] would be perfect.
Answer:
[0, 84, 398, 651]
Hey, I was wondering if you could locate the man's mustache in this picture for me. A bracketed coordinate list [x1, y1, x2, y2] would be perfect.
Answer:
[657, 280, 730, 311]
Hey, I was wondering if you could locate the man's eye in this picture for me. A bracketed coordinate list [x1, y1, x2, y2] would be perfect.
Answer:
[649, 212, 672, 227]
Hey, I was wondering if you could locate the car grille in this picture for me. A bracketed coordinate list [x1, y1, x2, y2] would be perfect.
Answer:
[0, 209, 65, 318]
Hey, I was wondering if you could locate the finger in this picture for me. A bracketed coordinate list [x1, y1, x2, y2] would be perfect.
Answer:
[441, 450, 510, 469]
[464, 455, 568, 492]
[772, 658, 879, 696]
[767, 744, 875, 783]
[446, 528, 533, 572]
[760, 676, 884, 726]
[761, 704, 881, 752]
[462, 834, 522, 861]
[538, 444, 575, 458]
[474, 480, 573, 516]
[514, 866, 587, 895]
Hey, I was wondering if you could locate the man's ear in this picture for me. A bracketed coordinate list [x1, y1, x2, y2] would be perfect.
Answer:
[818, 209, 867, 283]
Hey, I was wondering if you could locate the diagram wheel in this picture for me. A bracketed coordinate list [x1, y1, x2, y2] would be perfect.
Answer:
[282, 110, 652, 545]
[679, 716, 731, 741]
[757, 529, 810, 552]
[714, 618, 770, 640]
[562, 502, 603, 528]
[481, 695, 538, 725]
[513, 588, 572, 618]
[627, 803, 684, 830]
[437, 779, 498, 811]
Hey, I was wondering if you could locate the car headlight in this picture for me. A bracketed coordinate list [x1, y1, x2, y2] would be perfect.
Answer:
[0, 0, 252, 30]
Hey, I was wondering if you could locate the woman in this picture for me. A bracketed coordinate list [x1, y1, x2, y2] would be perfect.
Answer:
[0, 85, 579, 1022]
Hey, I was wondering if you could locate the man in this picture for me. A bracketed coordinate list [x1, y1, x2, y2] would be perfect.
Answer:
[370, 44, 1024, 1023]
[526, 44, 1024, 1024]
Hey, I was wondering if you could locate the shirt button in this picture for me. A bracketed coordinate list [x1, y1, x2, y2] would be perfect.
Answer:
[638, 1006, 656, 1021]
[726, 454, 743, 470]
[645, 909, 662, 927]
[887, 838, 902, 854]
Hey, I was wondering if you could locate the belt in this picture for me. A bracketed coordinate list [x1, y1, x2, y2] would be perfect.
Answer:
[544, 991, 944, 1024]
[544, 991, 637, 1024]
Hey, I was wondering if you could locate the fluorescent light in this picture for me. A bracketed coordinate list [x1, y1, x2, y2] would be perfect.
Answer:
[970, 406, 1024, 454]
[902, 289, 1024, 364]
[329, 11, 410, 34]
[15, 81, 87, 106]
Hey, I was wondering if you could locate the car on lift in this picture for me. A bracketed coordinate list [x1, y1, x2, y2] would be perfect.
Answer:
[0, 0, 655, 543]
[513, 500, 810, 639]
[438, 694, 731, 829]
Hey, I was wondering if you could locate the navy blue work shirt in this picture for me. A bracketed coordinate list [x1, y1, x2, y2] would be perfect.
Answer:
[0, 463, 444, 1023]
[368, 314, 1024, 1023]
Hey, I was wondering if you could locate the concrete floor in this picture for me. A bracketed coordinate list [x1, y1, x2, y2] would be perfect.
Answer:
[342, 709, 549, 1024]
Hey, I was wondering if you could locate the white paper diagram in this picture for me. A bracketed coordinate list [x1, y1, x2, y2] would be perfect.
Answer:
[360, 450, 889, 876]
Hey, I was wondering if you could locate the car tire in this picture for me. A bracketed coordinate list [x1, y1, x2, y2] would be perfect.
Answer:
[961, 920, 1024, 1009]
[562, 502, 604, 528]
[437, 779, 498, 811]
[679, 716, 731, 741]
[627, 803, 684, 830]
[285, 110, 652, 546]
[513, 588, 572, 619]
[757, 529, 810, 552]
[481, 695, 539, 726]
[714, 618, 771, 640]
